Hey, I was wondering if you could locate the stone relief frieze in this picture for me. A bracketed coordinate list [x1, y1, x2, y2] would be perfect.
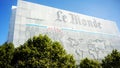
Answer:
[15, 25, 116, 61]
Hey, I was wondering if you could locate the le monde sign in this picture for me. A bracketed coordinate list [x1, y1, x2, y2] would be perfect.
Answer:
[56, 11, 102, 29]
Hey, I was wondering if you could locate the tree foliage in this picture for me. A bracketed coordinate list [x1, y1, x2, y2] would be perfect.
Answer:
[0, 42, 14, 68]
[11, 34, 76, 68]
[102, 49, 120, 68]
[80, 58, 100, 68]
[1, 34, 120, 68]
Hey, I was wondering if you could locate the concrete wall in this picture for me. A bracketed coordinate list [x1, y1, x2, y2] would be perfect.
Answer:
[8, 0, 120, 64]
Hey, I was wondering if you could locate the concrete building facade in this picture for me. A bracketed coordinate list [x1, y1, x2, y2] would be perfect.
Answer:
[8, 0, 120, 63]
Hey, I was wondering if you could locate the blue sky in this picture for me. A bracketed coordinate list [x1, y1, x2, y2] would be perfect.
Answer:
[0, 0, 120, 45]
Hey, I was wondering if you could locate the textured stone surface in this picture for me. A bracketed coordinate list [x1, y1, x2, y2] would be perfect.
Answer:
[8, 0, 120, 64]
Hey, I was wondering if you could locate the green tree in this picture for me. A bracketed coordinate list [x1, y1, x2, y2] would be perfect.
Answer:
[12, 34, 76, 68]
[80, 58, 100, 68]
[102, 49, 120, 68]
[0, 42, 14, 68]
